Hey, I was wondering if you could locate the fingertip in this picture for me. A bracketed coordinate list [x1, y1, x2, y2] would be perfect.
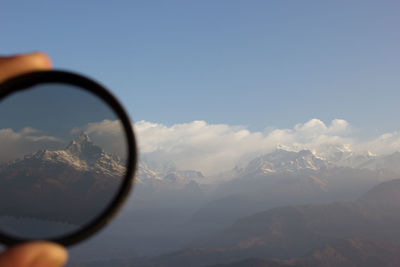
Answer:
[0, 241, 68, 267]
[18, 51, 52, 69]
[29, 241, 68, 267]
[0, 51, 52, 82]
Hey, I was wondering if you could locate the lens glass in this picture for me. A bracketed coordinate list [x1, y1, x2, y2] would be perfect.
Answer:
[0, 83, 127, 239]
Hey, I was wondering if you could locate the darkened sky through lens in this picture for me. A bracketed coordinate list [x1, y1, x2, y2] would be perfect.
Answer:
[0, 83, 117, 137]
[0, 83, 129, 239]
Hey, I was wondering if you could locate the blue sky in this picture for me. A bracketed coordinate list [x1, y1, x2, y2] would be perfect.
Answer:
[2, 1, 400, 133]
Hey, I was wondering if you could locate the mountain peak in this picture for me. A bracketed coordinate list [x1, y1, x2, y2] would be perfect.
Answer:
[65, 133, 103, 163]
[72, 132, 92, 144]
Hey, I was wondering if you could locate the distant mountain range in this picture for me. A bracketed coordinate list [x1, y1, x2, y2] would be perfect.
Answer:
[0, 133, 125, 225]
[188, 148, 400, 229]
[132, 147, 400, 211]
[236, 148, 400, 176]
[136, 147, 400, 189]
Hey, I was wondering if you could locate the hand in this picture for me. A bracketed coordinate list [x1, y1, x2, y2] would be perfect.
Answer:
[0, 52, 68, 267]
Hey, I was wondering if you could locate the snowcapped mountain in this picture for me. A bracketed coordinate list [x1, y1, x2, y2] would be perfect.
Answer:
[314, 145, 400, 174]
[8, 133, 126, 178]
[232, 146, 400, 180]
[356, 151, 400, 173]
[241, 149, 328, 177]
[135, 161, 204, 188]
[313, 143, 378, 169]
[136, 163, 162, 183]
[41, 133, 124, 176]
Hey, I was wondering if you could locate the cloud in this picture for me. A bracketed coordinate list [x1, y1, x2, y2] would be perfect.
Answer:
[0, 128, 63, 162]
[358, 131, 400, 155]
[134, 120, 270, 174]
[294, 119, 350, 137]
[133, 119, 351, 174]
[132, 118, 398, 175]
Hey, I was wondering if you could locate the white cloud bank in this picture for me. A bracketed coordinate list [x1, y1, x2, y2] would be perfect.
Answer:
[0, 128, 62, 162]
[2, 119, 400, 175]
[133, 119, 400, 175]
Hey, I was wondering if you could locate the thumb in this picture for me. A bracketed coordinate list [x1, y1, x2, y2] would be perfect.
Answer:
[0, 241, 68, 267]
[0, 52, 52, 83]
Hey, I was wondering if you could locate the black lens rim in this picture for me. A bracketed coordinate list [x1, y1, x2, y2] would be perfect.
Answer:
[0, 70, 137, 246]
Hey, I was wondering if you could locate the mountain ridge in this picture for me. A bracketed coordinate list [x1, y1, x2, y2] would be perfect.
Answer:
[0, 133, 126, 224]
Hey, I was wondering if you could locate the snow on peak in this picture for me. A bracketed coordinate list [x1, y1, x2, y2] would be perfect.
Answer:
[24, 134, 126, 177]
[242, 148, 327, 176]
[65, 132, 103, 161]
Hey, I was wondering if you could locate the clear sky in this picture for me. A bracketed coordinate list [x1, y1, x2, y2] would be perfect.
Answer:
[2, 1, 400, 133]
